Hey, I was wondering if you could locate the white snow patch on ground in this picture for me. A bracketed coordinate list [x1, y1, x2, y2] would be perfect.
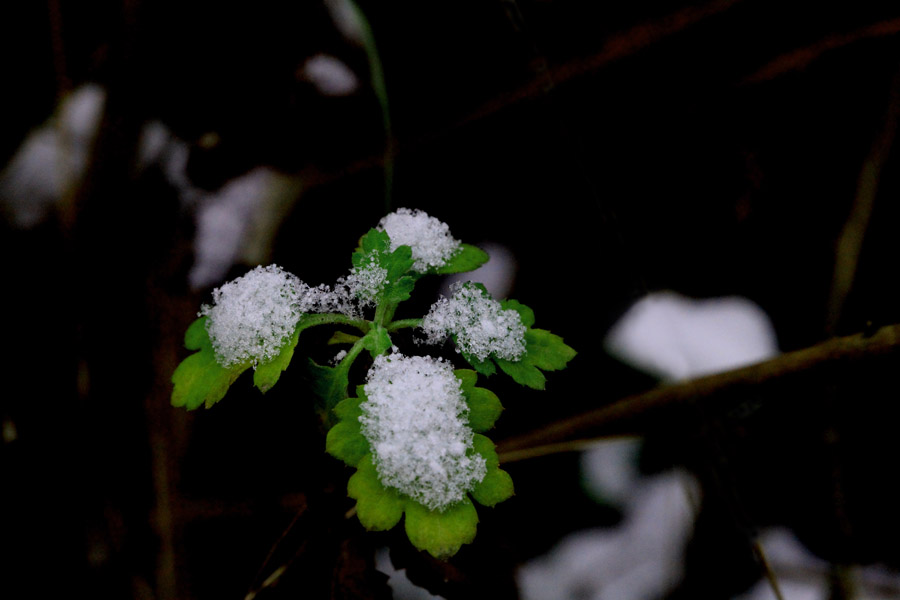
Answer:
[604, 291, 779, 382]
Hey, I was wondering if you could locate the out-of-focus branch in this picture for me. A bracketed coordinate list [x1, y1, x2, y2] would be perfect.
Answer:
[825, 66, 900, 334]
[741, 17, 900, 85]
[497, 324, 900, 461]
[297, 0, 745, 194]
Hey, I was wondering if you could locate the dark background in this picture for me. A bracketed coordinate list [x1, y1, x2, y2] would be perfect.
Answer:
[5, 1, 900, 598]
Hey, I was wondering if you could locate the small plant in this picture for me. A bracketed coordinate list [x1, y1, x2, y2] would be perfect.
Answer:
[171, 208, 575, 559]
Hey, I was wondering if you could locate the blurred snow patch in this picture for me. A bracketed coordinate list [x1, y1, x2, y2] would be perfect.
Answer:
[604, 292, 778, 382]
[580, 438, 642, 506]
[375, 548, 443, 600]
[734, 528, 900, 600]
[0, 84, 106, 227]
[518, 468, 698, 600]
[301, 54, 359, 96]
[324, 0, 366, 45]
[190, 168, 296, 289]
[442, 242, 516, 300]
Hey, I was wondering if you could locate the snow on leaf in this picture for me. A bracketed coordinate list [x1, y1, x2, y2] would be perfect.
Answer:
[421, 282, 527, 362]
[171, 317, 249, 410]
[360, 354, 486, 511]
[435, 243, 490, 275]
[326, 361, 512, 559]
[200, 265, 304, 368]
[377, 208, 461, 272]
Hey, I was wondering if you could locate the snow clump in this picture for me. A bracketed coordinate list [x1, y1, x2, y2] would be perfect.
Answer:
[377, 207, 461, 272]
[201, 264, 371, 368]
[421, 282, 527, 362]
[360, 353, 487, 511]
[342, 257, 388, 304]
[200, 265, 304, 368]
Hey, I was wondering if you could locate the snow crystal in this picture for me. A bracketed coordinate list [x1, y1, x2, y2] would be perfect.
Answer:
[421, 282, 526, 362]
[200, 265, 303, 367]
[377, 208, 461, 272]
[360, 354, 486, 511]
[343, 258, 387, 304]
[295, 280, 358, 318]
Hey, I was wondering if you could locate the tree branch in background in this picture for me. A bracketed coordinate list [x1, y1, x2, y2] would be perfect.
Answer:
[825, 65, 900, 334]
[498, 323, 900, 462]
[741, 17, 900, 85]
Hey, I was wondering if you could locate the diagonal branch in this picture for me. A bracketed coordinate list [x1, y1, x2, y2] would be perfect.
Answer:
[741, 17, 900, 85]
[497, 323, 900, 461]
[825, 66, 900, 334]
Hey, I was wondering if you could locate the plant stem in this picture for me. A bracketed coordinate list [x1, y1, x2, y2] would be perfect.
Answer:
[386, 318, 422, 332]
[302, 313, 371, 334]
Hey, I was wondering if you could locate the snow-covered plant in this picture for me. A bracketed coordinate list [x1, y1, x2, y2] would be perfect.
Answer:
[171, 208, 576, 559]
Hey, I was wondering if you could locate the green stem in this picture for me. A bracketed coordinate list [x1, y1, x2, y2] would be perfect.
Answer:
[386, 318, 422, 332]
[342, 335, 368, 367]
[348, 0, 393, 212]
[300, 313, 371, 334]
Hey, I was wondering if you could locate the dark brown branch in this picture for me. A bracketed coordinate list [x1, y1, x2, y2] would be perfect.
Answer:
[497, 324, 900, 460]
[741, 17, 900, 85]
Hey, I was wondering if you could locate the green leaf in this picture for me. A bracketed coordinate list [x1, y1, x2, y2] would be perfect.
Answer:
[184, 316, 209, 350]
[361, 325, 392, 358]
[455, 369, 503, 432]
[404, 498, 479, 560]
[435, 243, 490, 274]
[353, 229, 390, 268]
[383, 245, 414, 281]
[490, 300, 575, 389]
[523, 328, 576, 371]
[348, 455, 406, 531]
[328, 331, 361, 345]
[326, 421, 369, 468]
[326, 395, 369, 467]
[465, 386, 503, 432]
[461, 349, 496, 376]
[495, 356, 547, 390]
[308, 358, 352, 411]
[352, 228, 417, 307]
[471, 468, 514, 507]
[454, 369, 477, 389]
[254, 314, 337, 393]
[500, 299, 535, 328]
[334, 394, 365, 421]
[472, 433, 499, 468]
[172, 317, 248, 410]
[383, 275, 415, 304]
[252, 329, 299, 393]
[171, 348, 248, 410]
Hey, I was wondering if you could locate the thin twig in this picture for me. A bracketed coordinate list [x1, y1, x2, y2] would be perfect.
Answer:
[825, 65, 900, 334]
[741, 17, 900, 85]
[291, 0, 744, 197]
[497, 323, 900, 459]
[753, 540, 787, 600]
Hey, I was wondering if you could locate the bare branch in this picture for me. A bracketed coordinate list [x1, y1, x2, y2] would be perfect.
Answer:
[498, 324, 900, 459]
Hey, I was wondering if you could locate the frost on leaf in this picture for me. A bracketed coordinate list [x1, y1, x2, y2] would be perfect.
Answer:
[377, 207, 461, 272]
[360, 354, 486, 512]
[200, 265, 304, 368]
[421, 282, 526, 362]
